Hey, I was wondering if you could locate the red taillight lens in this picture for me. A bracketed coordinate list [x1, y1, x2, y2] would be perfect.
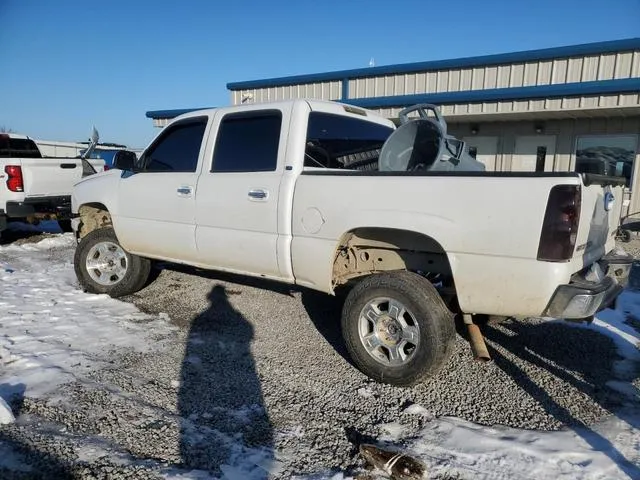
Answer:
[4, 165, 24, 192]
[537, 185, 581, 262]
[103, 165, 111, 171]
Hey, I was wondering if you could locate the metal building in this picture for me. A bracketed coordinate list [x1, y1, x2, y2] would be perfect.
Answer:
[146, 38, 640, 214]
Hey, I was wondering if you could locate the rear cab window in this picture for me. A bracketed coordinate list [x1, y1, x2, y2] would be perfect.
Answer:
[0, 135, 42, 158]
[304, 112, 394, 171]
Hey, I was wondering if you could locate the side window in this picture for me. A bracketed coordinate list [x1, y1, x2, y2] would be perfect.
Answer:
[143, 117, 207, 172]
[212, 111, 282, 173]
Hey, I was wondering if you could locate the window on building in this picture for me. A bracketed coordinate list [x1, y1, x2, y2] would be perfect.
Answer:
[212, 111, 282, 172]
[304, 112, 394, 170]
[141, 117, 207, 172]
[575, 135, 638, 189]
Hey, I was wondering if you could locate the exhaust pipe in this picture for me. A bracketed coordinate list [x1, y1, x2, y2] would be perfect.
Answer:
[463, 314, 491, 362]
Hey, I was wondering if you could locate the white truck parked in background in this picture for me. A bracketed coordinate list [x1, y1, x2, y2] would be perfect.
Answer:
[0, 130, 105, 234]
[70, 99, 632, 386]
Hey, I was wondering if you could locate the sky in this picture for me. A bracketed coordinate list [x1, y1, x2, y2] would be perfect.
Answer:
[0, 0, 639, 149]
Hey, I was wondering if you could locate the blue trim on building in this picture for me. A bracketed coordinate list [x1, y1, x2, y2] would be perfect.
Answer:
[146, 78, 640, 120]
[145, 107, 213, 119]
[226, 38, 640, 91]
[342, 78, 640, 109]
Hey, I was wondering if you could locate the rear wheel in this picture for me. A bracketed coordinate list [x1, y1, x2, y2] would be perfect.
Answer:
[341, 271, 455, 386]
[74, 227, 151, 297]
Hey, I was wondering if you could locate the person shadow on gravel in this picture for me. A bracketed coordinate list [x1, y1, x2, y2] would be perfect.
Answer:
[178, 285, 274, 477]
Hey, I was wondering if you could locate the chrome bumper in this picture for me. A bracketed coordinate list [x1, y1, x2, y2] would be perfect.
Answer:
[544, 250, 633, 319]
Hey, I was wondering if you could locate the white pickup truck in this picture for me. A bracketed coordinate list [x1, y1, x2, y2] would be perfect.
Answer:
[0, 132, 105, 234]
[70, 99, 632, 386]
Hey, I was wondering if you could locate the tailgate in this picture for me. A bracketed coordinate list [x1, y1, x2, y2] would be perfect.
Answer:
[18, 158, 86, 197]
[574, 174, 625, 264]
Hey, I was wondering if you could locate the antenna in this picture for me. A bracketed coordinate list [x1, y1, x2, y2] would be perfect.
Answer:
[369, 57, 375, 67]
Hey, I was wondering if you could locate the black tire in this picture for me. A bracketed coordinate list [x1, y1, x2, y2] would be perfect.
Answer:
[74, 227, 151, 298]
[58, 219, 73, 233]
[341, 271, 455, 386]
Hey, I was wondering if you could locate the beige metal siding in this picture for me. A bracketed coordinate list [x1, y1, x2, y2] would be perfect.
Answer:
[231, 80, 342, 105]
[346, 50, 640, 99]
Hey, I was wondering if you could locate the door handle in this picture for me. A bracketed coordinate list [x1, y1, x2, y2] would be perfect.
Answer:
[177, 186, 193, 196]
[248, 189, 268, 200]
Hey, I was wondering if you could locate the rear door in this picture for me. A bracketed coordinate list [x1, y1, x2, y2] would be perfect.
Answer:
[194, 108, 289, 279]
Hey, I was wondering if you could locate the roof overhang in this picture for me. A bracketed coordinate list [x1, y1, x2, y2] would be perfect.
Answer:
[344, 78, 640, 109]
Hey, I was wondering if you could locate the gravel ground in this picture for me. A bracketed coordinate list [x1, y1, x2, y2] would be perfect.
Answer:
[1, 232, 640, 479]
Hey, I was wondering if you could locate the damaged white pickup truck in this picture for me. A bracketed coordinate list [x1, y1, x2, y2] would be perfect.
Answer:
[70, 99, 632, 386]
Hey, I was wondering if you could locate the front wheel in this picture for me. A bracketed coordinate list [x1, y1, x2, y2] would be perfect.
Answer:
[74, 227, 151, 298]
[341, 271, 455, 386]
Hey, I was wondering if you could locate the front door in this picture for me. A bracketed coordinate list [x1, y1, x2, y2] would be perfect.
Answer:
[115, 116, 209, 262]
[512, 135, 557, 172]
[195, 109, 287, 279]
[462, 136, 499, 171]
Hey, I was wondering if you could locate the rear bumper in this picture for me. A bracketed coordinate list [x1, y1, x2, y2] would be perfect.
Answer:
[544, 249, 633, 319]
[5, 196, 72, 219]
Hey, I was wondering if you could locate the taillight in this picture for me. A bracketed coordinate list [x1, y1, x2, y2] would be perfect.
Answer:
[537, 185, 581, 262]
[103, 165, 110, 171]
[4, 165, 24, 192]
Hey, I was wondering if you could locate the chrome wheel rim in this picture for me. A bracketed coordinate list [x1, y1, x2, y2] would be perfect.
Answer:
[358, 297, 420, 366]
[85, 241, 128, 286]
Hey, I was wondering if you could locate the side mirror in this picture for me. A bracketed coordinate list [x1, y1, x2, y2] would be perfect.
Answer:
[113, 150, 137, 171]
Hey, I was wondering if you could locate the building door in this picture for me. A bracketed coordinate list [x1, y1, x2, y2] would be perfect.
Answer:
[462, 136, 499, 171]
[512, 135, 557, 172]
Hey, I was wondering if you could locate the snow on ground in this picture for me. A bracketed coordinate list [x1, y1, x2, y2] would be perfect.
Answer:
[0, 233, 177, 399]
[0, 229, 639, 479]
[351, 295, 640, 480]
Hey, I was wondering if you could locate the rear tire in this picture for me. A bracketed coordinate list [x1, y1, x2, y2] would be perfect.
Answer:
[341, 271, 455, 386]
[74, 227, 151, 298]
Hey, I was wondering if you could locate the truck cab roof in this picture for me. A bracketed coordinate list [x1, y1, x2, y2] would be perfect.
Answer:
[167, 98, 396, 130]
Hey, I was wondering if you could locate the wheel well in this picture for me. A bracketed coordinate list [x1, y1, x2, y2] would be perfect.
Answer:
[77, 203, 112, 239]
[332, 227, 455, 297]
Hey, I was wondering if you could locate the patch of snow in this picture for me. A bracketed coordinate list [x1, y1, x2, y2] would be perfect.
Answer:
[397, 411, 640, 480]
[0, 395, 15, 424]
[402, 403, 433, 418]
[378, 421, 405, 441]
[357, 387, 375, 399]
[0, 234, 177, 398]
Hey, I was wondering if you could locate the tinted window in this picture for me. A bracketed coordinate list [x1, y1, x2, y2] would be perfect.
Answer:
[0, 136, 42, 158]
[143, 118, 207, 172]
[212, 111, 282, 172]
[305, 112, 394, 169]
